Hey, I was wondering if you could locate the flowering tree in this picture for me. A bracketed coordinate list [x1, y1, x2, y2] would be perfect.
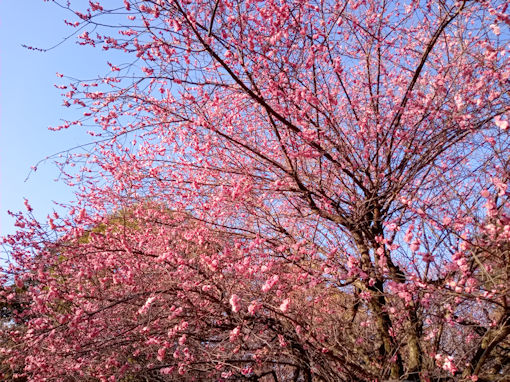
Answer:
[3, 206, 344, 380]
[2, 0, 510, 380]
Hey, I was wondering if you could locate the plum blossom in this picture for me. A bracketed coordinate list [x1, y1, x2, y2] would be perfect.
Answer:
[229, 294, 241, 312]
[248, 300, 261, 315]
[261, 275, 279, 292]
[137, 296, 156, 315]
[279, 298, 291, 313]
[494, 115, 509, 130]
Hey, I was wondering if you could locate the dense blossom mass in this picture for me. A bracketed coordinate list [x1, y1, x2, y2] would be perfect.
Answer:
[1, 0, 510, 381]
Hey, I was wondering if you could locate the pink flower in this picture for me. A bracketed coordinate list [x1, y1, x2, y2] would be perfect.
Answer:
[229, 294, 241, 312]
[279, 298, 290, 313]
[490, 23, 501, 36]
[261, 275, 279, 292]
[248, 301, 261, 315]
[138, 296, 156, 315]
[494, 115, 509, 130]
[410, 240, 420, 252]
[160, 367, 174, 375]
[454, 94, 464, 110]
[493, 177, 508, 196]
[229, 326, 241, 342]
[89, 2, 104, 11]
[157, 347, 166, 362]
[442, 355, 457, 374]
[23, 199, 33, 212]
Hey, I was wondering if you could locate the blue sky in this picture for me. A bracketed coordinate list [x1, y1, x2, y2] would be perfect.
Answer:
[0, 1, 107, 237]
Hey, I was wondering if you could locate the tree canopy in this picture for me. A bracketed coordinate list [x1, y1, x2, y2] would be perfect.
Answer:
[1, 0, 510, 381]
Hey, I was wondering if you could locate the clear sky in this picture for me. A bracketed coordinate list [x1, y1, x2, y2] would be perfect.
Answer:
[0, 0, 108, 237]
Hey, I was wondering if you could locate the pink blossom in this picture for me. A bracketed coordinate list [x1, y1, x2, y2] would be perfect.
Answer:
[261, 275, 279, 292]
[160, 367, 174, 375]
[229, 294, 241, 312]
[409, 240, 420, 252]
[137, 296, 156, 315]
[157, 347, 166, 362]
[442, 355, 457, 374]
[229, 326, 241, 342]
[279, 298, 290, 313]
[494, 115, 509, 130]
[278, 334, 287, 347]
[248, 300, 261, 315]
